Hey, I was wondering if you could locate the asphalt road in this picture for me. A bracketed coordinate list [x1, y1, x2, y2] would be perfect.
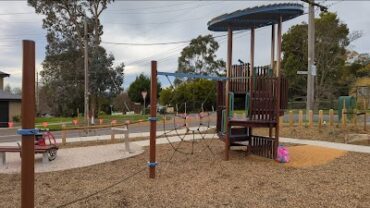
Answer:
[0, 119, 217, 143]
[0, 113, 368, 143]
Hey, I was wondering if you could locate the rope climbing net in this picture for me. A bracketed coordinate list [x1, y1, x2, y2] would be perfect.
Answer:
[157, 71, 224, 159]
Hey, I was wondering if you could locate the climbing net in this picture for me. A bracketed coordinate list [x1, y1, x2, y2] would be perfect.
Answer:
[158, 73, 222, 160]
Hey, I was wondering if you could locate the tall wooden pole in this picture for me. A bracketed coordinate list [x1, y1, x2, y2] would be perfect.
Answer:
[21, 40, 36, 208]
[271, 24, 275, 72]
[250, 26, 255, 112]
[275, 16, 282, 159]
[224, 26, 232, 161]
[307, 1, 315, 115]
[84, 18, 89, 127]
[149, 61, 157, 178]
[249, 26, 255, 140]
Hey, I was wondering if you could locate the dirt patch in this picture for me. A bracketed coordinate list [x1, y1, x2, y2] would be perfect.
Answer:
[0, 140, 369, 208]
[286, 145, 347, 168]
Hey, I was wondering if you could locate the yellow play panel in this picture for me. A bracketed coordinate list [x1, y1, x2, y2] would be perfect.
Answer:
[285, 145, 347, 168]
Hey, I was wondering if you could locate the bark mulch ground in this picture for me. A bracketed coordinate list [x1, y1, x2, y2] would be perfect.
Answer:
[0, 140, 369, 208]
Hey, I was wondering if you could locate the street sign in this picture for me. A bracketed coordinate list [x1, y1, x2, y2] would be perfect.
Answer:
[311, 65, 317, 76]
[141, 91, 147, 100]
[297, 71, 308, 75]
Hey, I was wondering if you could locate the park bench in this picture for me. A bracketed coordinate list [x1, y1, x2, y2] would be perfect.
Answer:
[0, 144, 58, 166]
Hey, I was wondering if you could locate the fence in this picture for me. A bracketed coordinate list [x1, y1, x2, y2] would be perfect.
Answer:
[280, 109, 368, 131]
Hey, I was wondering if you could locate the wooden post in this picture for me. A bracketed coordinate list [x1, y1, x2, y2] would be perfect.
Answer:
[289, 110, 294, 127]
[342, 109, 347, 129]
[271, 24, 275, 73]
[298, 110, 303, 127]
[364, 100, 368, 131]
[21, 40, 35, 208]
[365, 111, 367, 131]
[111, 124, 115, 141]
[309, 110, 313, 128]
[353, 109, 358, 127]
[124, 124, 131, 153]
[329, 109, 334, 127]
[149, 61, 157, 178]
[62, 124, 66, 145]
[224, 26, 233, 161]
[318, 110, 323, 129]
[274, 16, 282, 159]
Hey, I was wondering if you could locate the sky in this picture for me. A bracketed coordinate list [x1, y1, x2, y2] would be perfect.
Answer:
[0, 0, 370, 90]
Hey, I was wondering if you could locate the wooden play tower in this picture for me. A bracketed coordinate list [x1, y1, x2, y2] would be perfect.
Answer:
[208, 3, 304, 160]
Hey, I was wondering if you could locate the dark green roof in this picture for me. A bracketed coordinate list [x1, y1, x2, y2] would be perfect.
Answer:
[0, 71, 10, 78]
[208, 3, 304, 32]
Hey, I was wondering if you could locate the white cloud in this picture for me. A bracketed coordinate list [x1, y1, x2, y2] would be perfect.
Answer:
[0, 1, 369, 90]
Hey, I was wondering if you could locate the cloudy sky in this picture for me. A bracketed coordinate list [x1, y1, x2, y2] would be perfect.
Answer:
[0, 0, 369, 89]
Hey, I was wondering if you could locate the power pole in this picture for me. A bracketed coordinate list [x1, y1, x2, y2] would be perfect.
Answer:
[84, 18, 89, 127]
[307, 0, 315, 113]
[301, 0, 328, 115]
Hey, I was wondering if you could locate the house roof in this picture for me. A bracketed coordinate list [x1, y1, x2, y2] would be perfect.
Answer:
[0, 90, 21, 101]
[0, 71, 10, 78]
[207, 3, 304, 32]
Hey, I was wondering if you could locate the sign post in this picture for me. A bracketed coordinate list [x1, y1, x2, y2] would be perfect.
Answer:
[141, 91, 147, 115]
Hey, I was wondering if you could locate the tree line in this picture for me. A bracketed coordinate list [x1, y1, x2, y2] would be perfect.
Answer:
[30, 2, 368, 116]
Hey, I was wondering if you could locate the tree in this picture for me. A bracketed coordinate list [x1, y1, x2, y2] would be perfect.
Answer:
[281, 24, 308, 98]
[4, 84, 12, 94]
[175, 35, 225, 85]
[127, 74, 161, 105]
[3, 84, 22, 95]
[159, 79, 216, 112]
[28, 0, 124, 116]
[282, 12, 355, 107]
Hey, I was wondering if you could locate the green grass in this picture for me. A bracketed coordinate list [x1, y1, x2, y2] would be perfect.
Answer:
[34, 114, 154, 131]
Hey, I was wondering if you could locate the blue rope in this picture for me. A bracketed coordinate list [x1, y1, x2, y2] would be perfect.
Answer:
[148, 117, 157, 121]
[17, 128, 40, 136]
[147, 162, 158, 168]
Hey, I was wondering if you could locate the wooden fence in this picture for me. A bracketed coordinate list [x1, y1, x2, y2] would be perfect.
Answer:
[281, 109, 368, 131]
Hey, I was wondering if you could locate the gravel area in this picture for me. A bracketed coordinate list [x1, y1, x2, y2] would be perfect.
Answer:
[0, 139, 369, 208]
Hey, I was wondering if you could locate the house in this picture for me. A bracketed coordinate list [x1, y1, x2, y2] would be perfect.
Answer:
[0, 71, 21, 127]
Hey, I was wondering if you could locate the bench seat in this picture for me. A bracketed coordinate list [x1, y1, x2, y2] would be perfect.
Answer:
[0, 145, 59, 166]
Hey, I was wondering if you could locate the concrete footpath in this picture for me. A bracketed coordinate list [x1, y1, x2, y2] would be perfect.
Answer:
[0, 132, 215, 174]
[0, 131, 369, 174]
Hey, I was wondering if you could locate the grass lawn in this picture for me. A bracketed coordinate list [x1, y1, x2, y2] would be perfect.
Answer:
[34, 114, 154, 131]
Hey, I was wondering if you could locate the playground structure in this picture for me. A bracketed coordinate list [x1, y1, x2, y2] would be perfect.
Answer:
[209, 3, 303, 161]
[148, 3, 304, 178]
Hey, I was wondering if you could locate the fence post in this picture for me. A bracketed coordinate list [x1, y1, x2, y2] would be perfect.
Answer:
[353, 109, 358, 127]
[329, 109, 334, 127]
[309, 110, 313, 128]
[124, 124, 131, 153]
[318, 110, 323, 129]
[62, 124, 66, 145]
[342, 108, 347, 129]
[111, 123, 115, 141]
[298, 110, 303, 128]
[288, 110, 294, 127]
[365, 111, 367, 131]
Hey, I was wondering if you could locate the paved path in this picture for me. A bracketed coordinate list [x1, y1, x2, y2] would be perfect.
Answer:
[280, 137, 370, 154]
[0, 143, 144, 174]
[0, 130, 214, 174]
